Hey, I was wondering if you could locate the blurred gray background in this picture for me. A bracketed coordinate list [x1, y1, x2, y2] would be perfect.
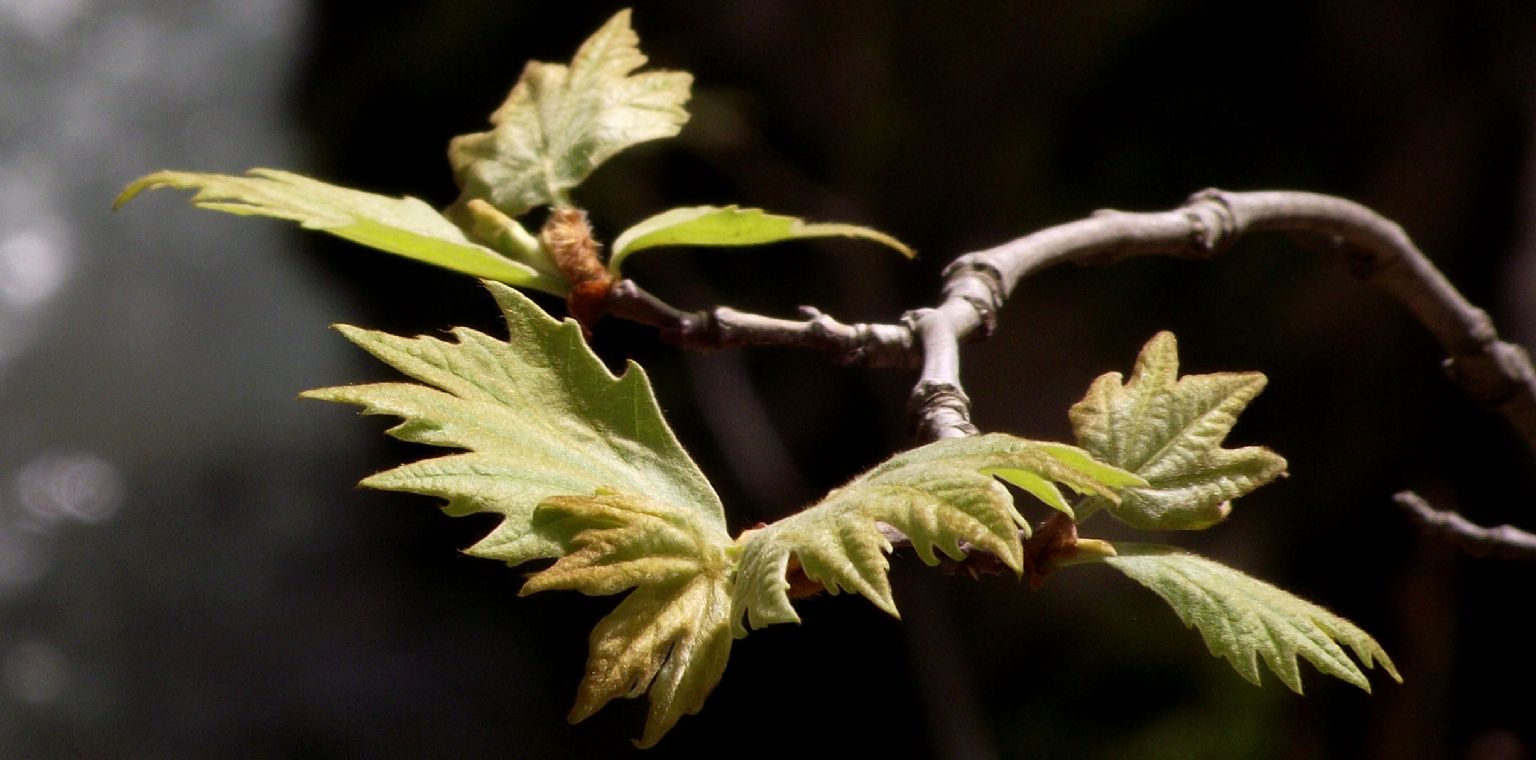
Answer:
[2, 1, 1534, 757]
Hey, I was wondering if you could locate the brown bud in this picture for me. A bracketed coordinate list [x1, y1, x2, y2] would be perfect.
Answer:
[541, 207, 614, 333]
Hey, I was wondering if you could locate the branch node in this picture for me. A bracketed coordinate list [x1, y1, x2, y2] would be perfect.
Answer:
[939, 260, 1005, 336]
[908, 380, 977, 440]
[1463, 306, 1500, 347]
[1444, 339, 1536, 407]
[842, 323, 875, 365]
[1180, 188, 1238, 259]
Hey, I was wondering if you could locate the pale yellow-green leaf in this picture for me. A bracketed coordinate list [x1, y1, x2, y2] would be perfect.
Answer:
[608, 205, 914, 274]
[731, 434, 1142, 635]
[1097, 544, 1401, 692]
[448, 9, 692, 217]
[1070, 331, 1288, 529]
[114, 169, 567, 295]
[522, 493, 732, 748]
[303, 281, 724, 566]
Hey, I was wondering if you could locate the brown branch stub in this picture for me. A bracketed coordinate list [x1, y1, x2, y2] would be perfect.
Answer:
[603, 278, 703, 336]
[1395, 491, 1536, 561]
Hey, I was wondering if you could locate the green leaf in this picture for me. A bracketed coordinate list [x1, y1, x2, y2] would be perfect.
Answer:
[731, 434, 1142, 634]
[607, 205, 914, 275]
[1096, 543, 1401, 693]
[448, 9, 692, 217]
[1069, 331, 1288, 530]
[522, 493, 732, 748]
[114, 169, 568, 295]
[302, 281, 724, 566]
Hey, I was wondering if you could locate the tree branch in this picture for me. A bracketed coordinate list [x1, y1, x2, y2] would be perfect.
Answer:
[1396, 491, 1536, 560]
[603, 189, 1536, 558]
[948, 189, 1536, 454]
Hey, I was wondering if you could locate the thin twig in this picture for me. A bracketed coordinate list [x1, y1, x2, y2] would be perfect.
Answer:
[605, 279, 918, 367]
[1395, 491, 1536, 560]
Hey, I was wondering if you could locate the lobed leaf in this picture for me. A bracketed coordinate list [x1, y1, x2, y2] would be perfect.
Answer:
[1070, 331, 1288, 530]
[523, 493, 733, 748]
[607, 205, 914, 275]
[114, 169, 567, 295]
[731, 434, 1142, 634]
[303, 281, 724, 566]
[448, 9, 692, 218]
[1097, 544, 1401, 692]
[307, 283, 736, 745]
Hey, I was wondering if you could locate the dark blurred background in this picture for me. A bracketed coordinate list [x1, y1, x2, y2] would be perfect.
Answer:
[3, 1, 1534, 757]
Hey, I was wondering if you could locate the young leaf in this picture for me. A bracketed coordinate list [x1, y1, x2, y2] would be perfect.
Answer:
[308, 282, 736, 745]
[302, 281, 725, 566]
[448, 9, 692, 217]
[607, 205, 914, 275]
[731, 435, 1142, 634]
[523, 493, 733, 748]
[1069, 331, 1287, 530]
[1095, 543, 1401, 693]
[115, 169, 568, 295]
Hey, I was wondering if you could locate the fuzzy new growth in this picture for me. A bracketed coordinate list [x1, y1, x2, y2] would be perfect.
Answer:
[542, 207, 614, 332]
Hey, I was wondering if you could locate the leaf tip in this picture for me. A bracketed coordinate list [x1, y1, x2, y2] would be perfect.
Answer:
[112, 172, 171, 210]
[1383, 661, 1404, 684]
[111, 184, 143, 212]
[634, 725, 672, 750]
[516, 576, 544, 598]
[329, 322, 372, 345]
[567, 697, 600, 726]
[1147, 329, 1178, 352]
[297, 386, 344, 403]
